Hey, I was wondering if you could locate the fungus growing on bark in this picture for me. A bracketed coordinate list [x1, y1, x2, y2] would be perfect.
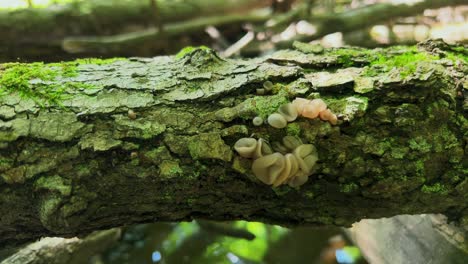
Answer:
[252, 152, 285, 185]
[234, 138, 257, 158]
[263, 81, 273, 91]
[272, 153, 299, 187]
[278, 103, 298, 122]
[128, 109, 137, 119]
[253, 138, 273, 159]
[252, 116, 263, 126]
[233, 137, 318, 188]
[291, 97, 337, 125]
[267, 113, 287, 128]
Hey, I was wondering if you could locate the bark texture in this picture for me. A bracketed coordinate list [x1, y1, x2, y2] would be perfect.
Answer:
[0, 39, 467, 248]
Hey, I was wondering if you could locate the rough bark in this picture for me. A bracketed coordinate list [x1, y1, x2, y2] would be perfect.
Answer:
[0, 39, 467, 248]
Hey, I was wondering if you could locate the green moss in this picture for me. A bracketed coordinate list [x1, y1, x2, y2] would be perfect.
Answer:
[34, 175, 71, 196]
[421, 183, 449, 195]
[364, 51, 439, 78]
[247, 90, 289, 120]
[409, 137, 432, 153]
[175, 46, 211, 59]
[333, 48, 373, 67]
[159, 160, 183, 179]
[0, 62, 63, 105]
[340, 183, 359, 193]
[286, 123, 301, 137]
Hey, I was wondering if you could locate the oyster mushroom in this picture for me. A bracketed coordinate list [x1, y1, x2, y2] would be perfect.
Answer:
[252, 152, 285, 185]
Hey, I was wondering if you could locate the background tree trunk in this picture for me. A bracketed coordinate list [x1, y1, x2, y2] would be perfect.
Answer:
[0, 39, 466, 248]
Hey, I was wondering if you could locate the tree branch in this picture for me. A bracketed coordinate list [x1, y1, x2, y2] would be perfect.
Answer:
[0, 40, 466, 248]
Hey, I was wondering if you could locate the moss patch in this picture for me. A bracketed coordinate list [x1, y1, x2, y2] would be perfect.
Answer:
[421, 183, 449, 195]
[364, 50, 439, 78]
[175, 46, 211, 59]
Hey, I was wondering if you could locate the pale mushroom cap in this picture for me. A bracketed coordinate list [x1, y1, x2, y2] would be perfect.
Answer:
[253, 138, 273, 159]
[302, 103, 321, 119]
[292, 98, 309, 115]
[272, 141, 289, 154]
[293, 144, 317, 159]
[282, 136, 303, 151]
[310, 99, 327, 112]
[328, 113, 338, 125]
[293, 144, 318, 173]
[273, 153, 299, 187]
[234, 138, 257, 158]
[288, 172, 309, 187]
[267, 113, 287, 129]
[278, 103, 298, 122]
[302, 99, 327, 119]
[252, 152, 285, 185]
[256, 88, 265, 95]
[319, 109, 338, 125]
[263, 81, 273, 91]
[252, 116, 264, 126]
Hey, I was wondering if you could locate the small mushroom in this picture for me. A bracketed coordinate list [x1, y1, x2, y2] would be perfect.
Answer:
[252, 152, 285, 185]
[263, 81, 273, 91]
[272, 141, 289, 154]
[234, 138, 257, 158]
[278, 103, 298, 122]
[319, 109, 338, 125]
[256, 88, 265, 95]
[273, 153, 299, 187]
[252, 116, 264, 126]
[288, 172, 309, 187]
[282, 136, 303, 151]
[267, 113, 287, 129]
[253, 138, 273, 159]
[292, 98, 310, 115]
[302, 99, 327, 119]
[293, 144, 318, 173]
[128, 109, 137, 119]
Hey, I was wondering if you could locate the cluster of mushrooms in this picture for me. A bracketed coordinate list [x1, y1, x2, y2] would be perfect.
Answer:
[234, 136, 318, 187]
[254, 98, 338, 128]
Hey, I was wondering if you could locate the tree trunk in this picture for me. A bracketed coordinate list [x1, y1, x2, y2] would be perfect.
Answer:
[0, 39, 466, 248]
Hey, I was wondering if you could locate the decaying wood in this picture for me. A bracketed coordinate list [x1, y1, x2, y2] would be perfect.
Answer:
[0, 39, 466, 248]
